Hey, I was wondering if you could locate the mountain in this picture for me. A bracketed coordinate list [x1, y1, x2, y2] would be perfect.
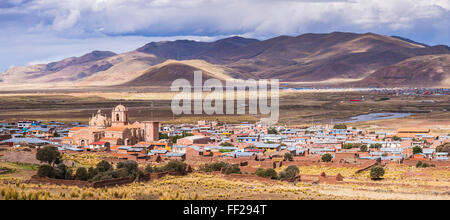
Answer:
[136, 36, 260, 63]
[391, 36, 430, 47]
[1, 32, 449, 89]
[354, 54, 450, 88]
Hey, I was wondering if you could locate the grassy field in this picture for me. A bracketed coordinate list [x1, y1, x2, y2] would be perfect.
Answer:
[0, 163, 448, 200]
[0, 90, 449, 128]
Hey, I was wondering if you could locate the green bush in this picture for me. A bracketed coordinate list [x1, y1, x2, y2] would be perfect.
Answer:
[220, 142, 234, 147]
[370, 166, 385, 180]
[88, 167, 98, 179]
[36, 146, 61, 166]
[370, 143, 382, 149]
[200, 162, 229, 172]
[224, 164, 241, 175]
[279, 165, 300, 179]
[412, 146, 423, 155]
[360, 145, 368, 152]
[75, 167, 88, 181]
[114, 168, 130, 179]
[164, 160, 187, 175]
[37, 165, 55, 178]
[321, 153, 333, 162]
[117, 160, 139, 178]
[436, 143, 450, 154]
[54, 163, 68, 179]
[96, 160, 112, 173]
[255, 168, 278, 179]
[415, 161, 423, 168]
[333, 124, 347, 129]
[145, 165, 153, 174]
[284, 152, 294, 161]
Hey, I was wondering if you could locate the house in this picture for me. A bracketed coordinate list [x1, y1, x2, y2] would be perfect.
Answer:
[249, 142, 281, 152]
[87, 141, 110, 151]
[177, 136, 211, 145]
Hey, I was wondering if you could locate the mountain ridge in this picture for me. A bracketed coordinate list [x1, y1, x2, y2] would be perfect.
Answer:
[1, 32, 449, 88]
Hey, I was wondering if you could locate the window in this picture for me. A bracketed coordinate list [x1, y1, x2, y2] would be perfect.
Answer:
[116, 114, 120, 121]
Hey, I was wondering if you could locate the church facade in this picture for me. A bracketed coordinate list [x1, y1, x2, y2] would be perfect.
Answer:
[62, 105, 159, 147]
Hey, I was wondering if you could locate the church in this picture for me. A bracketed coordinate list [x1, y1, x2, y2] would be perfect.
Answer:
[62, 105, 159, 147]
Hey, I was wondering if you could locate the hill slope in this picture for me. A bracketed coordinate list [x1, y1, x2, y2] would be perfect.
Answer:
[1, 32, 449, 88]
[354, 54, 450, 88]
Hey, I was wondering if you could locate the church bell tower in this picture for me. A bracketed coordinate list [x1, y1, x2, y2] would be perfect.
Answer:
[111, 104, 129, 127]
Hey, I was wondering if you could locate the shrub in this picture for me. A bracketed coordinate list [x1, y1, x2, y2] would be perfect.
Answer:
[255, 168, 278, 179]
[145, 165, 153, 174]
[436, 143, 450, 154]
[88, 167, 98, 179]
[37, 165, 55, 178]
[165, 160, 187, 175]
[416, 161, 423, 168]
[370, 143, 382, 149]
[284, 152, 294, 161]
[268, 127, 278, 134]
[370, 166, 385, 180]
[54, 163, 68, 179]
[200, 162, 228, 172]
[224, 164, 241, 175]
[117, 161, 139, 177]
[360, 145, 368, 152]
[333, 124, 347, 129]
[279, 165, 300, 179]
[96, 160, 112, 173]
[36, 146, 61, 166]
[65, 168, 74, 180]
[321, 153, 332, 162]
[114, 168, 130, 179]
[220, 142, 234, 147]
[75, 167, 88, 181]
[343, 143, 355, 149]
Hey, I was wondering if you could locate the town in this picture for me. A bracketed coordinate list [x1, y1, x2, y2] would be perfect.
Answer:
[0, 104, 449, 200]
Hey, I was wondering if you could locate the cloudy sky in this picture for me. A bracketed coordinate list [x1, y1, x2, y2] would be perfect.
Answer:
[0, 0, 449, 72]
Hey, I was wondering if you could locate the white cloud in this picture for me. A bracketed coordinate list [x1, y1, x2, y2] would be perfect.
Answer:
[0, 0, 448, 71]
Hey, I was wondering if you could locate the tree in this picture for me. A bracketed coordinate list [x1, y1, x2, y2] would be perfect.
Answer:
[256, 168, 278, 179]
[165, 160, 187, 175]
[54, 163, 68, 179]
[96, 160, 112, 172]
[360, 145, 368, 152]
[284, 152, 294, 161]
[343, 143, 354, 149]
[393, 136, 401, 141]
[53, 131, 60, 137]
[220, 142, 234, 147]
[36, 146, 61, 166]
[321, 153, 332, 162]
[416, 161, 423, 168]
[268, 127, 278, 134]
[412, 146, 423, 155]
[88, 167, 98, 179]
[224, 164, 241, 175]
[436, 143, 450, 154]
[333, 124, 347, 129]
[285, 165, 299, 177]
[159, 133, 169, 140]
[370, 166, 385, 180]
[370, 143, 382, 149]
[75, 167, 88, 181]
[117, 161, 139, 178]
[37, 165, 55, 178]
